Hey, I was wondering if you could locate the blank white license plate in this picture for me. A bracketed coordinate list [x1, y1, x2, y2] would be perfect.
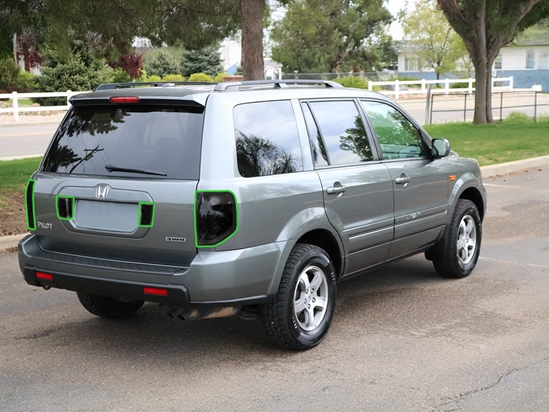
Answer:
[74, 200, 138, 232]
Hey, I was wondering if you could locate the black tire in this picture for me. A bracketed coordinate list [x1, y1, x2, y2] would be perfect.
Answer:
[432, 199, 482, 278]
[261, 243, 337, 351]
[77, 292, 144, 319]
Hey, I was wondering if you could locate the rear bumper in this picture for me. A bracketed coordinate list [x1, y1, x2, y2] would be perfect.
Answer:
[19, 234, 288, 307]
[22, 265, 191, 306]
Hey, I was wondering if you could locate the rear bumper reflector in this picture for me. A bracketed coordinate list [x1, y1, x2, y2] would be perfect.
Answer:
[143, 287, 168, 296]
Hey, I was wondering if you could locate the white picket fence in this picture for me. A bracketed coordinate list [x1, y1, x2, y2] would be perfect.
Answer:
[368, 76, 514, 99]
[0, 90, 90, 121]
[0, 77, 515, 120]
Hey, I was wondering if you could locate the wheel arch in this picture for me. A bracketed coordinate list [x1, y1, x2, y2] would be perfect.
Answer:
[458, 187, 485, 220]
[295, 229, 344, 280]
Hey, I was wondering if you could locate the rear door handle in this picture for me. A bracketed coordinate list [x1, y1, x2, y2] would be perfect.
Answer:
[395, 174, 411, 185]
[326, 184, 346, 195]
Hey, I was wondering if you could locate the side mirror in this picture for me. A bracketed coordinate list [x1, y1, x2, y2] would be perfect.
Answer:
[431, 138, 450, 158]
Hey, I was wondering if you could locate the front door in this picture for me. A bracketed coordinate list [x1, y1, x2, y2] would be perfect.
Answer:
[360, 100, 449, 260]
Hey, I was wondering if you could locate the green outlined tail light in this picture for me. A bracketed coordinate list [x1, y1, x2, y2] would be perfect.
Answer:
[138, 202, 155, 228]
[25, 179, 36, 230]
[56, 195, 75, 220]
[194, 191, 238, 248]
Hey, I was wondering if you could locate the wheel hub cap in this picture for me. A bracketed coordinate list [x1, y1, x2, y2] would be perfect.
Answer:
[457, 214, 477, 265]
[293, 265, 329, 332]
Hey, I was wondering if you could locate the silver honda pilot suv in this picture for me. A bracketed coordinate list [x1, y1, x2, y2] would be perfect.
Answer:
[19, 80, 486, 350]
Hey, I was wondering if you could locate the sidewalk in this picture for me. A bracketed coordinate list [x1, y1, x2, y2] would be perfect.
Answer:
[2, 155, 549, 252]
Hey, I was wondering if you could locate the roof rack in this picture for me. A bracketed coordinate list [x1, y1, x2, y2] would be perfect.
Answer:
[94, 81, 216, 91]
[214, 79, 344, 92]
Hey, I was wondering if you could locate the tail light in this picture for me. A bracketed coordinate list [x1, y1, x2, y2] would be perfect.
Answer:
[56, 195, 75, 220]
[194, 191, 238, 247]
[25, 179, 36, 230]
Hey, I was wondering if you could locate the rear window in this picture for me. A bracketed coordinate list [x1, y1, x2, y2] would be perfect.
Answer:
[42, 105, 204, 179]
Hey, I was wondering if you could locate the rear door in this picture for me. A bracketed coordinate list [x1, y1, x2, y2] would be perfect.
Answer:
[33, 100, 204, 267]
[302, 100, 394, 276]
[360, 100, 449, 260]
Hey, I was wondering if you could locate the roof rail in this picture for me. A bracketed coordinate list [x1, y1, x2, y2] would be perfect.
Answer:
[94, 81, 216, 91]
[214, 79, 344, 92]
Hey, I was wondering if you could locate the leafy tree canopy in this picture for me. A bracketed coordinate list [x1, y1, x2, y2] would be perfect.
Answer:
[402, 0, 471, 79]
[270, 0, 393, 73]
[437, 0, 549, 123]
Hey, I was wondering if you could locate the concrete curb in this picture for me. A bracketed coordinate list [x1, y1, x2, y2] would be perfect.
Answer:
[0, 234, 26, 252]
[1, 155, 549, 252]
[481, 154, 549, 178]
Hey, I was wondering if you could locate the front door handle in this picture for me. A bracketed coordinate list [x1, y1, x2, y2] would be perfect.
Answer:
[326, 183, 346, 195]
[395, 174, 411, 185]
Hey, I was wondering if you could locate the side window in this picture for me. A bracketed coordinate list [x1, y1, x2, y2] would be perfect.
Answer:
[234, 101, 303, 178]
[308, 101, 373, 165]
[301, 103, 328, 167]
[361, 101, 427, 160]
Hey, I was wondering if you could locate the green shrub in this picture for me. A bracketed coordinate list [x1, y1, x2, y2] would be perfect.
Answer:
[450, 82, 470, 89]
[180, 47, 223, 78]
[145, 52, 179, 78]
[503, 112, 534, 124]
[0, 58, 20, 89]
[162, 74, 185, 82]
[34, 50, 111, 106]
[147, 75, 161, 82]
[188, 73, 214, 82]
[215, 72, 230, 82]
[396, 76, 421, 81]
[333, 76, 369, 89]
[111, 68, 132, 83]
[16, 71, 36, 90]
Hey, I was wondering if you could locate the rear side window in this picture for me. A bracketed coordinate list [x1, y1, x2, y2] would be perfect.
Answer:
[42, 105, 204, 179]
[308, 101, 373, 165]
[234, 100, 303, 178]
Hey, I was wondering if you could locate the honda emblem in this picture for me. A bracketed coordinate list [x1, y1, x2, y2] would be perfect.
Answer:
[95, 185, 109, 199]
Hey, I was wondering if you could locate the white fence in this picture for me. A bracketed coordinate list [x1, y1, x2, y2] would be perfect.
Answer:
[0, 78, 515, 121]
[368, 76, 514, 99]
[0, 90, 90, 121]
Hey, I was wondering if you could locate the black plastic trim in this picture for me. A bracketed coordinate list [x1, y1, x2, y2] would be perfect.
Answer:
[23, 266, 190, 306]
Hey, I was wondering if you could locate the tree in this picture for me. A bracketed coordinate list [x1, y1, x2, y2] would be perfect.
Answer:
[270, 0, 393, 73]
[145, 52, 180, 78]
[437, 0, 549, 124]
[402, 0, 470, 80]
[0, 0, 271, 80]
[35, 44, 111, 105]
[180, 47, 224, 77]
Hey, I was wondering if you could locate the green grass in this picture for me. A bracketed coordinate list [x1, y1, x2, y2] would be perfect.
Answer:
[424, 120, 549, 166]
[0, 157, 41, 193]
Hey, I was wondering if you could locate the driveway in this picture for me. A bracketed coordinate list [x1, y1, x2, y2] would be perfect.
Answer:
[1, 169, 549, 412]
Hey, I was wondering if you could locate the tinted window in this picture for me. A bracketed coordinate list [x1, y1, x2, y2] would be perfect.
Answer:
[309, 101, 373, 165]
[301, 103, 328, 167]
[361, 101, 427, 160]
[42, 105, 204, 179]
[234, 101, 303, 178]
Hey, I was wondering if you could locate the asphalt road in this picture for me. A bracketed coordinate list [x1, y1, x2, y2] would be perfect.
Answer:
[1, 92, 549, 160]
[1, 168, 549, 411]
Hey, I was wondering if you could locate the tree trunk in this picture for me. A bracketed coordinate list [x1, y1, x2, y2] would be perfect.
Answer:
[241, 0, 265, 81]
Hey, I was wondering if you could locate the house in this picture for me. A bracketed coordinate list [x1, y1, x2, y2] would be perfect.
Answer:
[396, 40, 549, 91]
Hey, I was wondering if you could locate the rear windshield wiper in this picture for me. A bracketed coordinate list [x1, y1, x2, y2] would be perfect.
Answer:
[105, 165, 167, 176]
